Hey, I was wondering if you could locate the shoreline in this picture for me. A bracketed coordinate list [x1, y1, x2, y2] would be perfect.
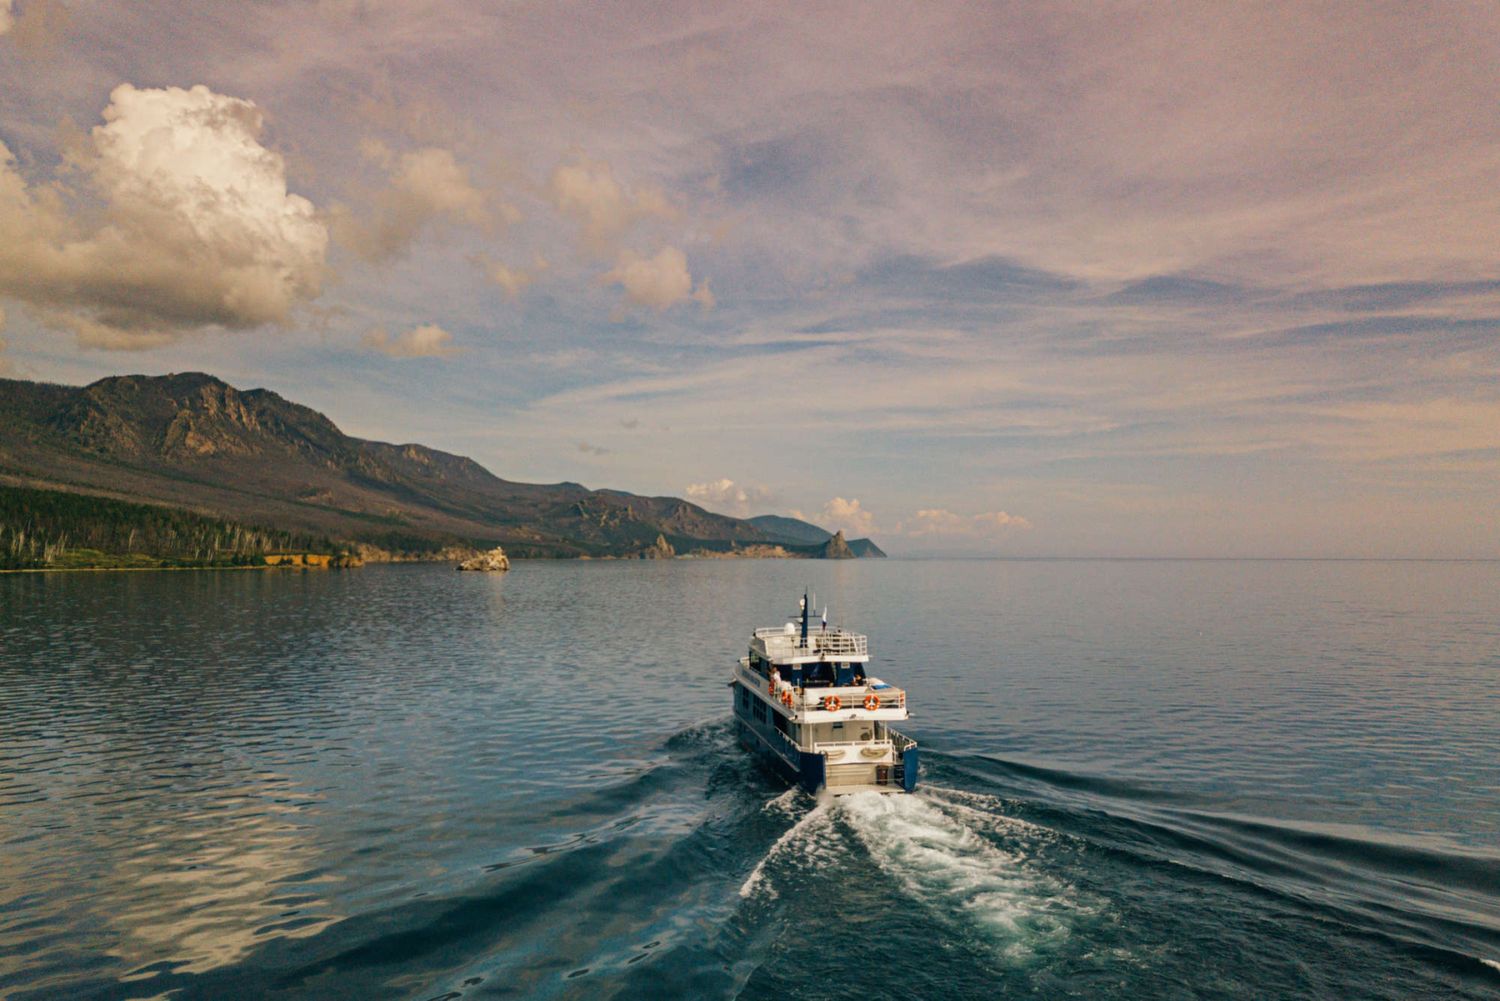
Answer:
[0, 564, 356, 574]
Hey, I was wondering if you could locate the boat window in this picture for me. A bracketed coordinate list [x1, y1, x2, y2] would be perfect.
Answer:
[773, 712, 788, 734]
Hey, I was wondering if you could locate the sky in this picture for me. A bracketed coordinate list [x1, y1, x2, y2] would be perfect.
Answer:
[1, 1, 1497, 558]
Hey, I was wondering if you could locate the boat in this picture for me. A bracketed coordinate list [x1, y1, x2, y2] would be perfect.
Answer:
[730, 592, 918, 794]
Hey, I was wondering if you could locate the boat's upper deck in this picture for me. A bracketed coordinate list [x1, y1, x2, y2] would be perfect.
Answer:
[750, 624, 869, 665]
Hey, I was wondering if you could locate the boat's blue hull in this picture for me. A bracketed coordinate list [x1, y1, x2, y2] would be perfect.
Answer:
[733, 703, 825, 794]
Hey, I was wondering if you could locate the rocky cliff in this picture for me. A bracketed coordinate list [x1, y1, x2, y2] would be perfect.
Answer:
[820, 530, 857, 559]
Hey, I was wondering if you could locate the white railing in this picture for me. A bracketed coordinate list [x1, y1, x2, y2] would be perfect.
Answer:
[739, 666, 907, 717]
[815, 740, 893, 752]
[790, 687, 905, 713]
[753, 627, 868, 658]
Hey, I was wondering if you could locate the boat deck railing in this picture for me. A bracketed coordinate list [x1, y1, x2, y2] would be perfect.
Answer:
[752, 626, 868, 659]
[737, 664, 908, 717]
[784, 684, 905, 712]
[814, 739, 894, 754]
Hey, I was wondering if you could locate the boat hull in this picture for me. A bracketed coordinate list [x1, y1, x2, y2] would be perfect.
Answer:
[732, 682, 915, 794]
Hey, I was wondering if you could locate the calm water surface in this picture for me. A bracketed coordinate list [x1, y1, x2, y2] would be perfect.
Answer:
[1, 559, 1497, 999]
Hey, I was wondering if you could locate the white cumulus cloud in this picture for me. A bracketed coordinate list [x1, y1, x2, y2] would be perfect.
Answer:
[685, 478, 774, 518]
[335, 143, 506, 263]
[819, 497, 876, 536]
[362, 323, 456, 358]
[486, 256, 548, 300]
[549, 154, 675, 255]
[0, 84, 329, 349]
[602, 246, 714, 312]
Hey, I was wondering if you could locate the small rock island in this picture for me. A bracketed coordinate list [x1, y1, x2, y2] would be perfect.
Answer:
[457, 547, 511, 571]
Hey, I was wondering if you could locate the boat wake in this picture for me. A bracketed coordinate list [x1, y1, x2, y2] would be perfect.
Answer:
[735, 784, 1100, 965]
[841, 790, 1100, 963]
[738, 799, 833, 901]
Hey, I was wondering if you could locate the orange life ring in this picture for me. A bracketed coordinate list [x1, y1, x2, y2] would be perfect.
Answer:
[768, 680, 775, 696]
[781, 690, 793, 707]
[863, 694, 880, 711]
[821, 695, 842, 712]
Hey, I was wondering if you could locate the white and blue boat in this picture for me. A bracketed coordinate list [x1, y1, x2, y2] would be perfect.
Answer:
[731, 593, 918, 794]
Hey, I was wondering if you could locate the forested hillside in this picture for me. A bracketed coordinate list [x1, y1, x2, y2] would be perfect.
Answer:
[0, 486, 338, 570]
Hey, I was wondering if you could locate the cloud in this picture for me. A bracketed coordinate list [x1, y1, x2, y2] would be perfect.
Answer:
[486, 256, 548, 300]
[819, 497, 875, 536]
[335, 144, 506, 263]
[908, 509, 1032, 536]
[684, 477, 774, 517]
[548, 155, 675, 255]
[0, 0, 66, 51]
[0, 84, 328, 349]
[362, 323, 455, 358]
[602, 246, 714, 312]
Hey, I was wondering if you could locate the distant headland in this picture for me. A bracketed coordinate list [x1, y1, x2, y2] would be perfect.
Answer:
[0, 372, 885, 571]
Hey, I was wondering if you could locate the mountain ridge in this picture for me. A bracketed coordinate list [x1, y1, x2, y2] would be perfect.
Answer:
[0, 372, 885, 560]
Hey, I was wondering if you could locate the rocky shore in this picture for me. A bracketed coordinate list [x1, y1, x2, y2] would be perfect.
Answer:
[456, 547, 511, 571]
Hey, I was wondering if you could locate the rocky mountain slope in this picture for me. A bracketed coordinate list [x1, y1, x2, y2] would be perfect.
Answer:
[0, 372, 884, 559]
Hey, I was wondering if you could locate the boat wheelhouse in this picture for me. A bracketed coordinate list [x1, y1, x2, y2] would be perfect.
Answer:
[731, 592, 918, 794]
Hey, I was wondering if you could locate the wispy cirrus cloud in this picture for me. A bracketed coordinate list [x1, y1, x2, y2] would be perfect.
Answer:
[907, 509, 1031, 537]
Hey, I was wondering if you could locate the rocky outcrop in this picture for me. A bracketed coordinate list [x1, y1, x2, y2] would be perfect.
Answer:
[820, 530, 856, 559]
[683, 544, 795, 559]
[359, 543, 478, 564]
[640, 534, 676, 559]
[457, 546, 510, 571]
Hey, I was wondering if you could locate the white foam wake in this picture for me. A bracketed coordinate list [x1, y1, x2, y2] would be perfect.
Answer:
[761, 788, 804, 820]
[840, 791, 1089, 962]
[1482, 957, 1500, 972]
[738, 801, 834, 900]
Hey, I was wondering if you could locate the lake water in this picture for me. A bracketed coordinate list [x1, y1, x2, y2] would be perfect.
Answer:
[2, 559, 1497, 999]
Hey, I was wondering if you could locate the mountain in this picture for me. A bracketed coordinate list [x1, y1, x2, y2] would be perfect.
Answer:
[747, 513, 887, 557]
[0, 372, 884, 560]
[746, 514, 832, 545]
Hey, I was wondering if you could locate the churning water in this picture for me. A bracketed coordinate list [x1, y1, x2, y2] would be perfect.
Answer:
[1, 559, 1497, 999]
